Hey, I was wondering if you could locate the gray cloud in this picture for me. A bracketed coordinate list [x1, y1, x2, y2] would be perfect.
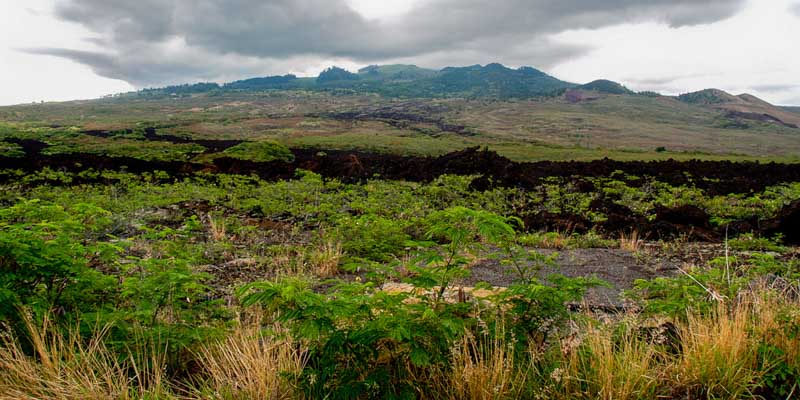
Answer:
[791, 2, 800, 16]
[35, 0, 746, 87]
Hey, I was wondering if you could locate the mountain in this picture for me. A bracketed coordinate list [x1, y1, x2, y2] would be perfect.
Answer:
[134, 63, 575, 99]
[578, 79, 633, 95]
[679, 89, 800, 128]
[677, 88, 741, 105]
[317, 67, 360, 83]
[783, 106, 800, 114]
[357, 64, 438, 81]
[310, 63, 575, 98]
[224, 74, 302, 90]
[128, 65, 797, 129]
[421, 63, 574, 97]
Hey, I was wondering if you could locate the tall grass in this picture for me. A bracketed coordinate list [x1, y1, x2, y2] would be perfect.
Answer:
[2, 291, 796, 399]
[442, 330, 527, 400]
[670, 303, 763, 399]
[310, 240, 342, 278]
[0, 313, 172, 400]
[560, 321, 660, 400]
[192, 317, 307, 400]
[553, 290, 800, 400]
[619, 230, 642, 252]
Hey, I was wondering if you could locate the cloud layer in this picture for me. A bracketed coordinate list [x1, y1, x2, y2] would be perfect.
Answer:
[31, 0, 746, 87]
[791, 2, 800, 16]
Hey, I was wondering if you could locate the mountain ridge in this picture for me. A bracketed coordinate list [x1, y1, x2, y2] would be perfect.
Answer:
[126, 63, 797, 129]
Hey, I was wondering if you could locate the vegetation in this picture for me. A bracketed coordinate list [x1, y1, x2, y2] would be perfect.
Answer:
[3, 84, 799, 161]
[0, 156, 797, 398]
[221, 141, 295, 162]
[577, 79, 633, 95]
[1, 64, 799, 398]
[124, 63, 576, 100]
[317, 67, 361, 84]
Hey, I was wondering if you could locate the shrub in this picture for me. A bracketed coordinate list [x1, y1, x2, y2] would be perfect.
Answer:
[0, 200, 121, 323]
[239, 279, 467, 399]
[222, 141, 294, 162]
[335, 215, 411, 263]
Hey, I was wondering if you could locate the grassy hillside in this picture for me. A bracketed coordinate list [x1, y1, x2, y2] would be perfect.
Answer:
[1, 90, 799, 162]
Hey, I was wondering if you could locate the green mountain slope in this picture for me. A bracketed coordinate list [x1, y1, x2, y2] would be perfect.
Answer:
[134, 63, 575, 99]
[578, 79, 633, 95]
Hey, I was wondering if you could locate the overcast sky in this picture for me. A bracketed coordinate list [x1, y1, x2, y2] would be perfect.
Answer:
[1, 0, 799, 106]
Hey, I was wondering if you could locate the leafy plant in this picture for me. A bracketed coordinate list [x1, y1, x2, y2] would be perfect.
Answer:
[239, 279, 467, 399]
[412, 207, 516, 302]
[0, 200, 121, 323]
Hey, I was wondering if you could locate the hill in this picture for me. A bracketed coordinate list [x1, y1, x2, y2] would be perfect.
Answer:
[3, 63, 799, 162]
[679, 89, 800, 128]
[419, 63, 574, 97]
[578, 79, 633, 95]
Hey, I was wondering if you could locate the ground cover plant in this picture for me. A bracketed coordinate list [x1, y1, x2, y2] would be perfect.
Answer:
[1, 128, 799, 398]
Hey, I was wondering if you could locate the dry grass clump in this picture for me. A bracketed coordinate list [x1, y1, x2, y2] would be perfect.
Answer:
[619, 230, 642, 252]
[559, 321, 660, 400]
[208, 214, 228, 242]
[193, 318, 307, 400]
[669, 303, 762, 399]
[552, 291, 800, 400]
[0, 314, 171, 400]
[310, 241, 343, 278]
[446, 332, 526, 400]
[426, 323, 529, 400]
[519, 231, 569, 249]
[265, 240, 342, 278]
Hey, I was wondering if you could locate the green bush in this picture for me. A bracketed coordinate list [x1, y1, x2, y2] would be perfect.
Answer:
[0, 200, 121, 323]
[334, 215, 411, 262]
[240, 279, 465, 399]
[222, 140, 294, 162]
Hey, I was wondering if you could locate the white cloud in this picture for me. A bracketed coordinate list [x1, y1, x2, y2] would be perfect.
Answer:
[551, 0, 800, 105]
[0, 0, 132, 105]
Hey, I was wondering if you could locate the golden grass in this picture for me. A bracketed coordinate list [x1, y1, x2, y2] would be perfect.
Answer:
[0, 314, 172, 400]
[193, 317, 307, 400]
[208, 214, 228, 242]
[310, 240, 342, 278]
[560, 322, 660, 400]
[619, 230, 642, 252]
[552, 290, 800, 400]
[438, 330, 527, 400]
[518, 231, 569, 249]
